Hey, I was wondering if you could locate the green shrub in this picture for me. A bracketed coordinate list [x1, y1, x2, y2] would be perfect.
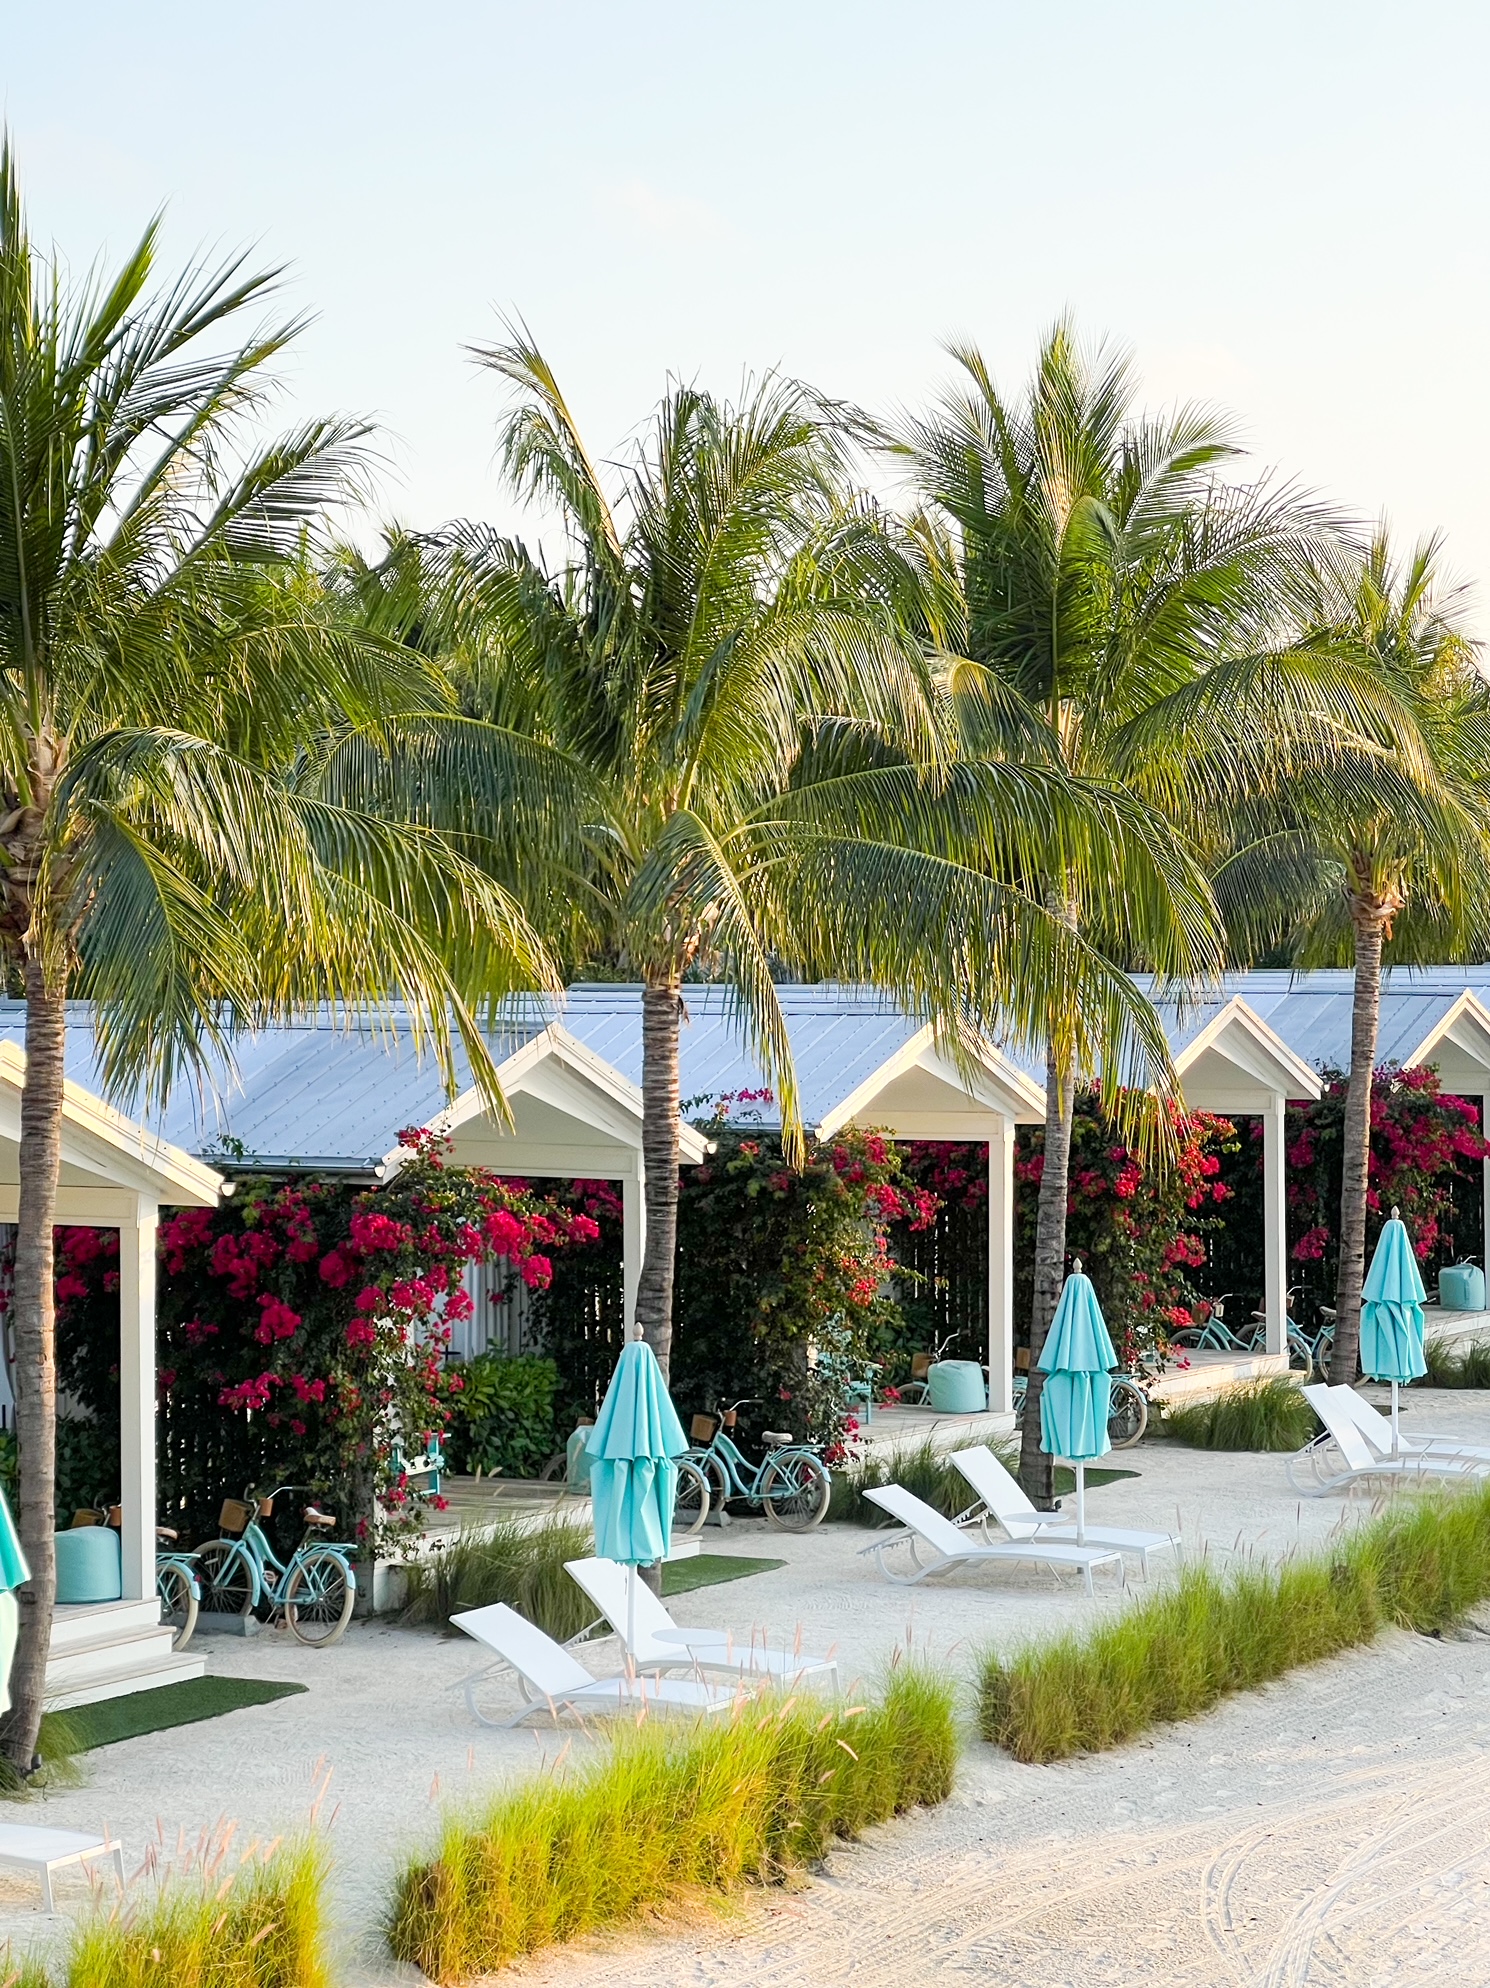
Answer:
[1422, 1336, 1490, 1388]
[444, 1353, 560, 1478]
[980, 1482, 1490, 1762]
[2, 1839, 329, 1988]
[400, 1513, 595, 1641]
[388, 1666, 955, 1983]
[1159, 1376, 1317, 1451]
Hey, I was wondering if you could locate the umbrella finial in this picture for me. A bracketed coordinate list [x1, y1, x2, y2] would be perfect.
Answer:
[1071, 1256, 1083, 1277]
[1391, 1205, 1401, 1220]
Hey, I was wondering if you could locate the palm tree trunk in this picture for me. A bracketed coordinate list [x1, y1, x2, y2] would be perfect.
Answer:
[636, 977, 682, 1379]
[2, 965, 66, 1771]
[1330, 906, 1388, 1384]
[1018, 1042, 1075, 1506]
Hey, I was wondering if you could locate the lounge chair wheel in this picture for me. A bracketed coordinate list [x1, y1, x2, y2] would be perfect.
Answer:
[875, 1534, 933, 1584]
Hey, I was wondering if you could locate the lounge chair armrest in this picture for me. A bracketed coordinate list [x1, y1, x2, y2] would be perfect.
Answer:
[654, 1626, 731, 1649]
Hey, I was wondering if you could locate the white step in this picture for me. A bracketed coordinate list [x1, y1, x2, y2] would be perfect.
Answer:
[46, 1650, 206, 1713]
[46, 1624, 180, 1693]
[48, 1598, 161, 1656]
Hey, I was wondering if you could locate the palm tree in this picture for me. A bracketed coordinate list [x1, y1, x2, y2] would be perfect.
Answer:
[346, 334, 1220, 1383]
[1214, 531, 1490, 1381]
[905, 322, 1421, 1500]
[0, 147, 554, 1770]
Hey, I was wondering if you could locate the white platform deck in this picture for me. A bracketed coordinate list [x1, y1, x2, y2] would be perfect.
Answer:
[1151, 1347, 1291, 1404]
[1422, 1306, 1490, 1352]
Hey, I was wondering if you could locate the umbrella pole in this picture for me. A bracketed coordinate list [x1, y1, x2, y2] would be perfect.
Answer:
[1391, 1378, 1400, 1458]
[1075, 1462, 1086, 1546]
[627, 1563, 636, 1673]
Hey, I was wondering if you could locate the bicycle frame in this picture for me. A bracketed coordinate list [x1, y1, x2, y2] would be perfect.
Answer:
[156, 1549, 201, 1599]
[694, 1423, 822, 1504]
[215, 1495, 357, 1610]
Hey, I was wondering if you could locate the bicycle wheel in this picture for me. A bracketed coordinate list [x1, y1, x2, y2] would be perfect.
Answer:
[156, 1561, 199, 1650]
[760, 1453, 832, 1532]
[1107, 1379, 1148, 1449]
[1287, 1331, 1315, 1380]
[283, 1547, 355, 1647]
[193, 1538, 255, 1618]
[538, 1451, 568, 1483]
[672, 1457, 711, 1538]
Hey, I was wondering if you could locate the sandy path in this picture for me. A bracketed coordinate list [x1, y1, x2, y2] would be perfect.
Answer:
[515, 1623, 1490, 1988]
[3, 1388, 1490, 1984]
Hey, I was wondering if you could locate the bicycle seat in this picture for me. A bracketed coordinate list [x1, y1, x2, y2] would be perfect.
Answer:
[302, 1505, 336, 1529]
[155, 1526, 179, 1543]
[760, 1430, 793, 1448]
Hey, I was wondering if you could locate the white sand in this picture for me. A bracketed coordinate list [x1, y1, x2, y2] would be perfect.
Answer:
[6, 1388, 1490, 1985]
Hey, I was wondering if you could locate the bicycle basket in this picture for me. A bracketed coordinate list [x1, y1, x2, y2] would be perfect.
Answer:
[690, 1414, 717, 1442]
[219, 1498, 252, 1534]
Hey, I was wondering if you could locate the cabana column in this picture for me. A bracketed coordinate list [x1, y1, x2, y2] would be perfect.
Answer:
[987, 1118, 1016, 1412]
[1261, 1097, 1288, 1356]
[622, 1167, 645, 1332]
[116, 1198, 158, 1604]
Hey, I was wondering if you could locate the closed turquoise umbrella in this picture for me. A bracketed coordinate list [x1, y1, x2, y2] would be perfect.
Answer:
[0, 1488, 29, 1718]
[1039, 1258, 1117, 1544]
[1361, 1205, 1427, 1456]
[587, 1329, 689, 1656]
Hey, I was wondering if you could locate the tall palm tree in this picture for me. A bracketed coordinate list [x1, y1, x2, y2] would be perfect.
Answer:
[342, 334, 1221, 1382]
[0, 148, 553, 1769]
[906, 322, 1423, 1500]
[1214, 531, 1490, 1381]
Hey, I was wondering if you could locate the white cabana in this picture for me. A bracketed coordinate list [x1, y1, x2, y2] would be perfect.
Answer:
[0, 1005, 711, 1343]
[417, 1025, 711, 1326]
[815, 1028, 1044, 1411]
[1404, 991, 1490, 1255]
[0, 1043, 221, 1705]
[1166, 997, 1324, 1354]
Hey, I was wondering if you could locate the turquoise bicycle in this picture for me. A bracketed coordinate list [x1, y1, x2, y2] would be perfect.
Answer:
[194, 1485, 357, 1646]
[684, 1400, 832, 1531]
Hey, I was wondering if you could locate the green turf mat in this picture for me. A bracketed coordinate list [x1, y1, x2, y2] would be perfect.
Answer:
[54, 1675, 307, 1752]
[662, 1552, 786, 1595]
[1052, 1465, 1140, 1493]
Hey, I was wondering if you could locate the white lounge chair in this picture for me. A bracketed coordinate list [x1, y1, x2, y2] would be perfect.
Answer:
[0, 1825, 123, 1912]
[860, 1484, 1125, 1594]
[1288, 1387, 1490, 1496]
[947, 1445, 1180, 1577]
[564, 1557, 840, 1691]
[1325, 1385, 1490, 1465]
[450, 1602, 742, 1727]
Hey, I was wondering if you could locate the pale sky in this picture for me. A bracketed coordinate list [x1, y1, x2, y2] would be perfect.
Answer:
[8, 1, 1490, 610]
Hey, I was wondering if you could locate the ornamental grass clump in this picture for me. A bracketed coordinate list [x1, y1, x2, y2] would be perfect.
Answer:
[18, 1838, 331, 1988]
[387, 1666, 955, 1983]
[832, 1439, 979, 1524]
[400, 1512, 594, 1641]
[1159, 1377, 1318, 1451]
[980, 1483, 1490, 1763]
[1422, 1336, 1490, 1389]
